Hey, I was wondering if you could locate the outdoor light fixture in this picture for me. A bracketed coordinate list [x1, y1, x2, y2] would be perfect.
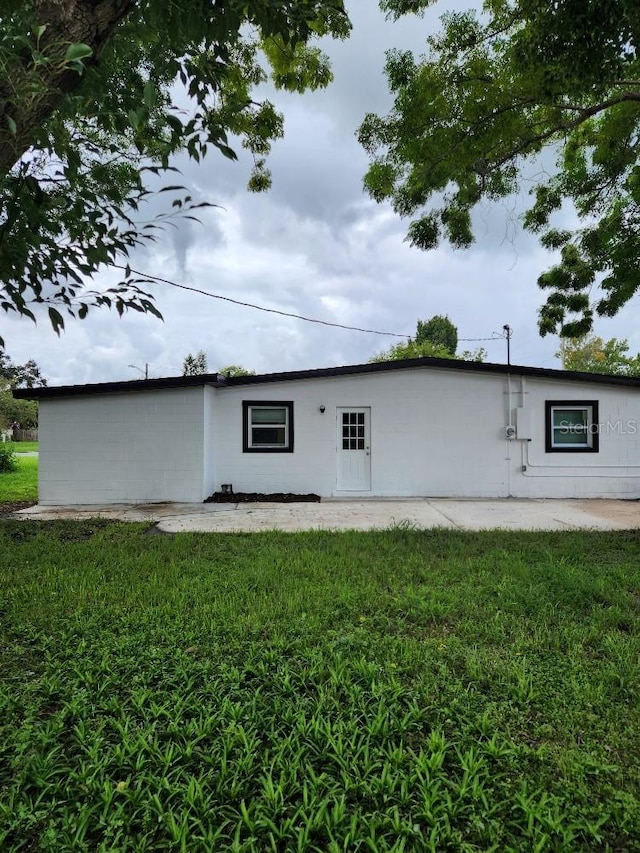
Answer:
[319, 405, 326, 414]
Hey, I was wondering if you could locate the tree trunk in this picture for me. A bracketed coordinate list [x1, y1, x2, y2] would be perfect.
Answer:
[0, 0, 137, 174]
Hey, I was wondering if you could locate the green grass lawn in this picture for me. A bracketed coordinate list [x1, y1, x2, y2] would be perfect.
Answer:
[11, 441, 38, 454]
[0, 454, 37, 503]
[1, 523, 639, 851]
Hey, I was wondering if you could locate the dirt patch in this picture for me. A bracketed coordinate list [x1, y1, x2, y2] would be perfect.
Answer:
[205, 492, 321, 504]
[570, 499, 640, 528]
[143, 524, 175, 536]
[0, 501, 36, 518]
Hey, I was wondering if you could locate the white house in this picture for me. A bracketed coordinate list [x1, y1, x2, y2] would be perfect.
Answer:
[15, 356, 640, 504]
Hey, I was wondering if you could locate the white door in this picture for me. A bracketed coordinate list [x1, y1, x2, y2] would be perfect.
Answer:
[336, 408, 371, 491]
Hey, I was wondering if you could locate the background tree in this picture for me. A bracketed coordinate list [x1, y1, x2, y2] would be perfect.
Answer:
[181, 358, 255, 377]
[0, 352, 47, 388]
[0, 395, 39, 432]
[557, 335, 640, 376]
[371, 315, 485, 362]
[415, 315, 457, 354]
[220, 365, 256, 377]
[0, 1, 350, 345]
[0, 353, 46, 429]
[360, 1, 640, 338]
[182, 350, 208, 376]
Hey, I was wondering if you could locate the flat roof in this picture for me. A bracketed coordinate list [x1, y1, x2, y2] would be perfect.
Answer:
[14, 355, 640, 400]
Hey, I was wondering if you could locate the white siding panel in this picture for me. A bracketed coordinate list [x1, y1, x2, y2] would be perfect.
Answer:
[38, 388, 206, 504]
[37, 365, 640, 503]
[212, 368, 640, 499]
[510, 377, 640, 498]
[213, 369, 510, 498]
[202, 386, 216, 499]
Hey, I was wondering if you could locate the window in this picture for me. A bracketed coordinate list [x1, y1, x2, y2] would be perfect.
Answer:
[545, 401, 599, 453]
[341, 411, 365, 450]
[243, 401, 294, 453]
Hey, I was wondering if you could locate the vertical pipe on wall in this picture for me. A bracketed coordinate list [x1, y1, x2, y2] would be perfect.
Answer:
[521, 376, 527, 473]
[505, 372, 512, 496]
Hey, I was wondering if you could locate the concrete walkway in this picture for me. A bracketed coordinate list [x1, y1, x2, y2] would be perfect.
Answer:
[15, 498, 640, 532]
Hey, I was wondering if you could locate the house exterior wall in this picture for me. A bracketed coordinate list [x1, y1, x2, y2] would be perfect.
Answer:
[34, 364, 640, 504]
[212, 368, 640, 499]
[202, 386, 216, 500]
[38, 388, 206, 504]
[509, 376, 640, 498]
[213, 368, 510, 498]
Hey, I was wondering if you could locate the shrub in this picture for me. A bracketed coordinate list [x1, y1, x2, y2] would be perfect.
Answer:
[0, 442, 17, 473]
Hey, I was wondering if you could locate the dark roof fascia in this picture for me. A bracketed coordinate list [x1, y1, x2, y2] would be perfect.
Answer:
[14, 356, 640, 400]
[12, 373, 227, 400]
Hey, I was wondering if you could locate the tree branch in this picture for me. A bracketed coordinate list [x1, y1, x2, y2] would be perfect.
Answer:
[0, 0, 138, 174]
[489, 92, 640, 172]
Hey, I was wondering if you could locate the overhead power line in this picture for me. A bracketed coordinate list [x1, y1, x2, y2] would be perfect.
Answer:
[114, 264, 508, 344]
[115, 265, 412, 338]
[458, 335, 506, 342]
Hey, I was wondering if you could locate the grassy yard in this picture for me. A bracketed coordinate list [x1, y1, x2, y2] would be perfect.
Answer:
[0, 454, 38, 504]
[0, 522, 639, 851]
[11, 440, 38, 454]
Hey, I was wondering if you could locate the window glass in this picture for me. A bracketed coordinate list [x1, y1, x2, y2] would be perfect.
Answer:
[552, 407, 589, 446]
[252, 408, 286, 425]
[243, 402, 293, 452]
[342, 411, 365, 450]
[252, 427, 286, 446]
[546, 401, 598, 452]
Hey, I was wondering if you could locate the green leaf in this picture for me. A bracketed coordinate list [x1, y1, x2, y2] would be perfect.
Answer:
[0, 0, 351, 345]
[48, 307, 65, 335]
[360, 0, 640, 336]
[64, 43, 93, 63]
[143, 81, 157, 109]
[127, 109, 140, 130]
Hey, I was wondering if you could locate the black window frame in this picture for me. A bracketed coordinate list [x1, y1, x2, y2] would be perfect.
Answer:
[545, 400, 599, 453]
[242, 401, 294, 453]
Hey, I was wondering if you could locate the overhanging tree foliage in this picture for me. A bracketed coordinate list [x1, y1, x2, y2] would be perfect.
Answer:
[0, 1, 350, 345]
[359, 0, 640, 337]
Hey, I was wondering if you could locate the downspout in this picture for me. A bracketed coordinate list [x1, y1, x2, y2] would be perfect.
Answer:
[505, 371, 513, 496]
[520, 376, 527, 474]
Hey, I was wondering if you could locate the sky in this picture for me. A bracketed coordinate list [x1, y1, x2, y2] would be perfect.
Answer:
[5, 1, 640, 387]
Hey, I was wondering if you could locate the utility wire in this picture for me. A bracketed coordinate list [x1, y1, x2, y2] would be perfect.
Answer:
[114, 264, 506, 344]
[115, 265, 412, 338]
[459, 335, 506, 342]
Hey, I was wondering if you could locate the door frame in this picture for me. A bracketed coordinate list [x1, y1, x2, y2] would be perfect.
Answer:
[336, 406, 371, 492]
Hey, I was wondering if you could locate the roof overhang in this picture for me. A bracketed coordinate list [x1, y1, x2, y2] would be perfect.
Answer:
[14, 356, 640, 400]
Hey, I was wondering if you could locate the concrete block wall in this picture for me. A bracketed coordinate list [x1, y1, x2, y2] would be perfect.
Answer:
[510, 377, 640, 498]
[213, 368, 640, 499]
[212, 368, 511, 498]
[38, 388, 206, 504]
[35, 365, 640, 504]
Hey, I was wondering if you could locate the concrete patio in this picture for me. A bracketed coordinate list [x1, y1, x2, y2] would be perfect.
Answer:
[14, 497, 640, 533]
